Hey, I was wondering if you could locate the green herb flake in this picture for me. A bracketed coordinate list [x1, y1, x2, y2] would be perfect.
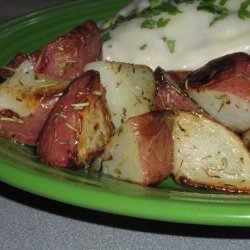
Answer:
[197, 1, 229, 15]
[139, 44, 148, 50]
[219, 0, 228, 6]
[100, 0, 249, 38]
[166, 39, 175, 53]
[239, 0, 250, 20]
[160, 3, 182, 15]
[150, 0, 161, 9]
[102, 32, 112, 42]
[210, 12, 228, 26]
[141, 19, 157, 29]
[157, 18, 170, 28]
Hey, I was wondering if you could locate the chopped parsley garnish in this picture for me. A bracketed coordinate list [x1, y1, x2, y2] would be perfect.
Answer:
[197, 0, 229, 26]
[101, 0, 182, 33]
[219, 0, 228, 6]
[209, 12, 228, 26]
[150, 0, 161, 9]
[239, 0, 250, 20]
[102, 32, 112, 42]
[101, 0, 249, 53]
[157, 17, 171, 27]
[166, 39, 175, 53]
[141, 19, 157, 29]
[160, 2, 182, 15]
[101, 0, 249, 37]
[141, 17, 170, 29]
[197, 1, 229, 15]
[140, 44, 148, 50]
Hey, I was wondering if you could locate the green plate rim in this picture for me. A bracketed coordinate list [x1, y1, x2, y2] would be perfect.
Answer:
[0, 0, 250, 227]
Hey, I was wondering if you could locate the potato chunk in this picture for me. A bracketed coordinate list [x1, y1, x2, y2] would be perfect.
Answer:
[0, 61, 69, 145]
[173, 111, 250, 193]
[93, 110, 174, 185]
[186, 52, 250, 133]
[85, 61, 156, 129]
[37, 70, 114, 168]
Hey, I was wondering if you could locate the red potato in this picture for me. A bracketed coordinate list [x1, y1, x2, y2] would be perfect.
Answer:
[0, 61, 69, 145]
[173, 111, 250, 193]
[0, 20, 102, 145]
[37, 70, 114, 168]
[92, 110, 174, 186]
[153, 67, 200, 112]
[159, 70, 191, 85]
[0, 20, 102, 81]
[185, 52, 250, 133]
[93, 108, 250, 191]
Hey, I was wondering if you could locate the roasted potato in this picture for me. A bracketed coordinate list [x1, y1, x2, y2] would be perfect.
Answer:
[85, 61, 156, 129]
[173, 111, 250, 193]
[0, 61, 69, 145]
[37, 70, 114, 168]
[0, 20, 102, 145]
[0, 20, 102, 81]
[185, 52, 250, 133]
[92, 110, 174, 185]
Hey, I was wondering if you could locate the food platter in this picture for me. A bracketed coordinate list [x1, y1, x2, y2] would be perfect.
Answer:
[1, 0, 250, 227]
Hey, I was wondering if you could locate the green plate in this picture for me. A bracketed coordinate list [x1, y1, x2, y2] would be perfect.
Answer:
[1, 0, 250, 227]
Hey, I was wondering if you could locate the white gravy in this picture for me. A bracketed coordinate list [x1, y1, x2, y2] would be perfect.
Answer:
[103, 0, 250, 70]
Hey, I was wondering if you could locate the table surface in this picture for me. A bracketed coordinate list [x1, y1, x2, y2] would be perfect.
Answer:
[0, 1, 250, 249]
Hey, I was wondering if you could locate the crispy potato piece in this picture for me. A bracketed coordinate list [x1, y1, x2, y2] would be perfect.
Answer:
[0, 61, 69, 145]
[93, 110, 174, 186]
[37, 70, 114, 168]
[185, 52, 250, 133]
[173, 111, 250, 193]
[85, 61, 156, 129]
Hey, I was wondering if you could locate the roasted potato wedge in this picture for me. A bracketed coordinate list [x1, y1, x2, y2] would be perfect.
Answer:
[92, 110, 174, 186]
[0, 61, 69, 145]
[173, 111, 250, 193]
[37, 70, 114, 168]
[185, 52, 250, 133]
[85, 61, 156, 129]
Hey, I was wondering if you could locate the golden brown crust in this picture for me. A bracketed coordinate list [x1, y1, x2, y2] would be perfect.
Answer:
[177, 176, 250, 194]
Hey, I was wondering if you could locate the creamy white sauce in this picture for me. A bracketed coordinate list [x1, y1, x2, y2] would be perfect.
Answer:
[103, 0, 250, 70]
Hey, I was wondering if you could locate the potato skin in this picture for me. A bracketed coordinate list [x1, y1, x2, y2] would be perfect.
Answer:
[178, 176, 250, 194]
[131, 110, 174, 185]
[153, 67, 200, 112]
[187, 52, 250, 99]
[154, 68, 190, 88]
[37, 70, 114, 168]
